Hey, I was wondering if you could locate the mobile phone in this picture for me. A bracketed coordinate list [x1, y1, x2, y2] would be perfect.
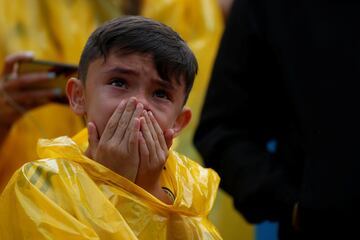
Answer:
[17, 59, 78, 103]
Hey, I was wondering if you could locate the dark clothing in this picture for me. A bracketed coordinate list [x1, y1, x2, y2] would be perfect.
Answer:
[194, 0, 360, 239]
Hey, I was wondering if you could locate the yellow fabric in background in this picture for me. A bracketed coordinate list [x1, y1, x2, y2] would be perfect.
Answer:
[142, 1, 254, 239]
[0, 0, 122, 64]
[0, 129, 221, 239]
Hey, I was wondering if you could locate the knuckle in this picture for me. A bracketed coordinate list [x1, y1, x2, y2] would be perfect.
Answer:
[129, 138, 136, 145]
[141, 149, 150, 158]
[119, 118, 127, 128]
[97, 143, 107, 152]
[107, 122, 117, 133]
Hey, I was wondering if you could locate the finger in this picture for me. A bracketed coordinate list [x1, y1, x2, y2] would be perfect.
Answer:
[3, 72, 55, 92]
[144, 111, 165, 160]
[164, 129, 174, 149]
[7, 88, 59, 105]
[101, 100, 126, 142]
[137, 131, 149, 175]
[123, 102, 143, 148]
[113, 97, 137, 141]
[148, 111, 167, 151]
[87, 122, 100, 159]
[3, 52, 34, 75]
[140, 116, 156, 163]
[127, 115, 141, 154]
[144, 111, 158, 143]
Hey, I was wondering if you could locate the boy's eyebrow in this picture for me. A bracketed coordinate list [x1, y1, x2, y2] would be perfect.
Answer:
[154, 78, 176, 91]
[103, 66, 176, 91]
[103, 66, 137, 75]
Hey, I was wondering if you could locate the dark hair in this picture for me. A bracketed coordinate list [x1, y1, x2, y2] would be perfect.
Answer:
[78, 15, 198, 100]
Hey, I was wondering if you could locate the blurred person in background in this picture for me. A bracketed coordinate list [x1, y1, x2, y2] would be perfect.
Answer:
[195, 0, 360, 239]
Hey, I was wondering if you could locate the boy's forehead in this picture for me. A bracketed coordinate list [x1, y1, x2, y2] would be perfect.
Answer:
[90, 51, 186, 90]
[106, 50, 185, 85]
[113, 51, 155, 67]
[87, 51, 154, 76]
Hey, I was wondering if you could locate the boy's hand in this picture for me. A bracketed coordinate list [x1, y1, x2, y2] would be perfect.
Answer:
[136, 110, 174, 204]
[87, 98, 143, 182]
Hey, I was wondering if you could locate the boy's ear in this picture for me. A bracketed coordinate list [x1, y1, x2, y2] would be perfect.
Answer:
[66, 77, 86, 115]
[171, 107, 192, 137]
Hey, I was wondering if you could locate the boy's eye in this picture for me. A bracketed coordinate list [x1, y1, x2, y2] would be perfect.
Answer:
[154, 89, 170, 100]
[110, 78, 127, 88]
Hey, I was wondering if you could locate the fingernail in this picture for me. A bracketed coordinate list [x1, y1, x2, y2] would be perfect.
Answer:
[48, 72, 56, 79]
[53, 88, 62, 96]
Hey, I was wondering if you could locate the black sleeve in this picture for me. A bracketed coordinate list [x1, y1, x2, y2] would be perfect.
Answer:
[194, 0, 298, 224]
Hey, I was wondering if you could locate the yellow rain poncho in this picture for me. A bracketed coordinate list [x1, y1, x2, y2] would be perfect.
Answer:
[0, 129, 221, 239]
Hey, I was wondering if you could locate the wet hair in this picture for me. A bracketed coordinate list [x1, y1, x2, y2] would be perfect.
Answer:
[78, 15, 198, 101]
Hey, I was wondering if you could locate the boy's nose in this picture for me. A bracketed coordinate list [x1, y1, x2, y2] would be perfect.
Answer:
[134, 95, 150, 111]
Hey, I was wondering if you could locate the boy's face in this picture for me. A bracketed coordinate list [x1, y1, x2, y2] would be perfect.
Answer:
[67, 51, 191, 138]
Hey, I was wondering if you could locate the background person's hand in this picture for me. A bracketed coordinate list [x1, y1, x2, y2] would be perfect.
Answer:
[0, 52, 59, 143]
